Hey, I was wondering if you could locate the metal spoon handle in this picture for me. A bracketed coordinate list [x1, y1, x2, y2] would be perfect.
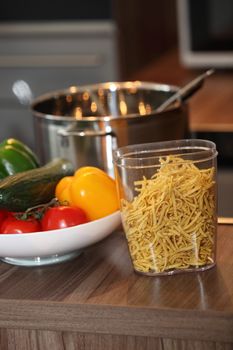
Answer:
[156, 69, 215, 113]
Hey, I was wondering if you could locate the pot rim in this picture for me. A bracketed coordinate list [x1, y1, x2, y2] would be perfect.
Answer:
[31, 81, 183, 121]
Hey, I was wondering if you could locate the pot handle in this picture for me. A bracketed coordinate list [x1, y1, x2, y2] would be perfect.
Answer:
[57, 128, 114, 137]
[12, 80, 34, 106]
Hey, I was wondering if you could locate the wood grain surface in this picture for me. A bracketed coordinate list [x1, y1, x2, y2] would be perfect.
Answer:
[0, 225, 232, 349]
[1, 329, 233, 350]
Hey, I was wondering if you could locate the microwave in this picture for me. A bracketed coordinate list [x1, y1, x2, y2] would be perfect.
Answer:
[177, 0, 233, 68]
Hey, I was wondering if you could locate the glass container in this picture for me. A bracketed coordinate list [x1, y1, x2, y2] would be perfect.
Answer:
[113, 139, 218, 276]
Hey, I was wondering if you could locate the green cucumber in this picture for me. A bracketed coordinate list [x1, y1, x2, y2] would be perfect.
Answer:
[0, 158, 74, 212]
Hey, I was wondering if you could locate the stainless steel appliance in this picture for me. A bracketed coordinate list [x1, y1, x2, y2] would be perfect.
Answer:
[0, 0, 118, 149]
[177, 0, 233, 68]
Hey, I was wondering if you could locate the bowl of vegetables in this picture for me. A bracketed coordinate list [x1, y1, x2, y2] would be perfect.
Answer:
[0, 145, 121, 266]
[0, 209, 121, 267]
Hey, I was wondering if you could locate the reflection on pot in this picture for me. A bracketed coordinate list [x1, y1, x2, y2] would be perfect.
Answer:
[32, 81, 189, 177]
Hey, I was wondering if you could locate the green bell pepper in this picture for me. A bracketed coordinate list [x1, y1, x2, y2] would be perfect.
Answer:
[0, 138, 40, 179]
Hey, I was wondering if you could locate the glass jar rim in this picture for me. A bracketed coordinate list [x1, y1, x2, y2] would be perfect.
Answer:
[113, 139, 218, 169]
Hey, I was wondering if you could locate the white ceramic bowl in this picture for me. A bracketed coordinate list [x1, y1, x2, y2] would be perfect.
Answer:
[0, 211, 121, 267]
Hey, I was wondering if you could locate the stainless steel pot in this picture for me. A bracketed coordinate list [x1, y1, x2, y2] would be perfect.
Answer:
[31, 81, 189, 176]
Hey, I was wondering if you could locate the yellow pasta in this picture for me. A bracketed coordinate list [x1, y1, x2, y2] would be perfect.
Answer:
[121, 155, 216, 274]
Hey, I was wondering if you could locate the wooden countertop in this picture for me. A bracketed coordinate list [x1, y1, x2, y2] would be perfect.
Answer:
[0, 224, 232, 348]
[133, 50, 233, 132]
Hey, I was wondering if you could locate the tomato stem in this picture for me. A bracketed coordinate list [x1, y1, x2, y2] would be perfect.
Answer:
[17, 198, 59, 220]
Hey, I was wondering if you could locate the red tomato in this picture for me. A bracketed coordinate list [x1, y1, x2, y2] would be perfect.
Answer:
[1, 216, 41, 234]
[0, 209, 8, 227]
[41, 206, 89, 231]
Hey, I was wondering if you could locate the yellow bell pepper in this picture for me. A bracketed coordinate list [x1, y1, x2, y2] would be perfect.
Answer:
[55, 166, 119, 221]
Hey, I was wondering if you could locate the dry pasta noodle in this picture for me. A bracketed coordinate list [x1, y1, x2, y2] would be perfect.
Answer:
[121, 155, 216, 274]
